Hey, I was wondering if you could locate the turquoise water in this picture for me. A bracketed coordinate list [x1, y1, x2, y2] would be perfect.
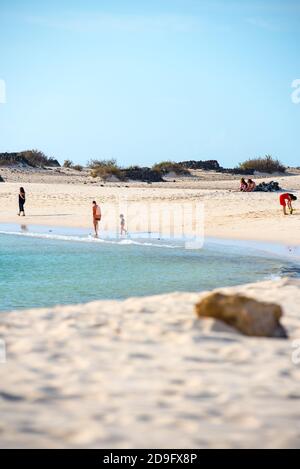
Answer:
[0, 228, 299, 312]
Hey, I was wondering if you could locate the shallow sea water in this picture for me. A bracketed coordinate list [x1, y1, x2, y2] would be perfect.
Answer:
[0, 224, 299, 312]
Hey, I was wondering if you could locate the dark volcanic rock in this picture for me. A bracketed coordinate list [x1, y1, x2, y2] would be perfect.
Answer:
[122, 167, 164, 182]
[178, 160, 255, 175]
[45, 158, 60, 167]
[179, 160, 220, 171]
[217, 167, 255, 176]
[0, 152, 61, 168]
[0, 152, 30, 166]
[254, 181, 282, 192]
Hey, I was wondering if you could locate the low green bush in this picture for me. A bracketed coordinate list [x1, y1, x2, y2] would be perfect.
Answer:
[63, 159, 73, 168]
[90, 159, 123, 180]
[152, 161, 190, 175]
[238, 155, 286, 173]
[72, 164, 83, 171]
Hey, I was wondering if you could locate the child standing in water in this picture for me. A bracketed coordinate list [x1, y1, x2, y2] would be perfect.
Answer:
[18, 187, 26, 216]
[279, 193, 297, 215]
[120, 214, 127, 235]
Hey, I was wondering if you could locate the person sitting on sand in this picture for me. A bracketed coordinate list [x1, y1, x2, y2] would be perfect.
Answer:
[92, 200, 101, 237]
[120, 214, 127, 236]
[240, 178, 248, 192]
[246, 179, 256, 192]
[18, 187, 26, 216]
[279, 193, 297, 215]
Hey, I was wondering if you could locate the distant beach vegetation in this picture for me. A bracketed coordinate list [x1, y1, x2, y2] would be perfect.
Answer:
[238, 155, 286, 174]
[0, 151, 289, 181]
[0, 150, 60, 168]
[152, 161, 190, 176]
[88, 159, 124, 181]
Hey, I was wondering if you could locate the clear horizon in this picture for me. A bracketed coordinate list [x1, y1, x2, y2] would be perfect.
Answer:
[1, 0, 300, 167]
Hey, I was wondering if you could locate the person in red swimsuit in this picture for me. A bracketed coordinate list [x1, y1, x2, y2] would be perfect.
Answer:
[279, 193, 297, 215]
[92, 200, 101, 237]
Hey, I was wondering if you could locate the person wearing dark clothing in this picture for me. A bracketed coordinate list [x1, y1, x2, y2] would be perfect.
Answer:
[18, 187, 26, 216]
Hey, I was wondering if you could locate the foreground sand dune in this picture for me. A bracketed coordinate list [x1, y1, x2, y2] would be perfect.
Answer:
[1, 278, 300, 448]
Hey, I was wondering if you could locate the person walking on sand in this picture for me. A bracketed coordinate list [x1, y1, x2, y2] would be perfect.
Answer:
[18, 187, 26, 216]
[92, 200, 101, 237]
[279, 193, 297, 215]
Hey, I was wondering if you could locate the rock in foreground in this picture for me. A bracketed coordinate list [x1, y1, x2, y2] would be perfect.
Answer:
[195, 293, 287, 338]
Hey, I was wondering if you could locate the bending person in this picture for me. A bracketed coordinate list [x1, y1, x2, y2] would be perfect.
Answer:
[279, 193, 297, 215]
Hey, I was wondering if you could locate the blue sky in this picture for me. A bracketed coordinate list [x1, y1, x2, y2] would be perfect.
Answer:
[0, 0, 300, 167]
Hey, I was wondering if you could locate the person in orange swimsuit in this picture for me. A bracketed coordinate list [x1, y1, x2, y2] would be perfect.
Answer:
[92, 200, 101, 237]
[279, 193, 297, 215]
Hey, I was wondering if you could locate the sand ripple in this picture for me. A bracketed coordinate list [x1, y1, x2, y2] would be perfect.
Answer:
[0, 278, 300, 448]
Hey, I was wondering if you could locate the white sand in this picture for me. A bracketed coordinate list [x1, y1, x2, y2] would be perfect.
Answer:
[0, 170, 300, 245]
[0, 278, 300, 449]
[1, 169, 300, 448]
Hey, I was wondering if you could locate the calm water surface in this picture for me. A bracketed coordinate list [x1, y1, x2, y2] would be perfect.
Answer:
[0, 226, 299, 311]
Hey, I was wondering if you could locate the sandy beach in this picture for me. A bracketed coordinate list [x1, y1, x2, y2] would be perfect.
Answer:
[0, 0, 300, 452]
[1, 278, 300, 449]
[2, 0, 300, 452]
[1, 168, 300, 449]
[1, 168, 300, 245]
